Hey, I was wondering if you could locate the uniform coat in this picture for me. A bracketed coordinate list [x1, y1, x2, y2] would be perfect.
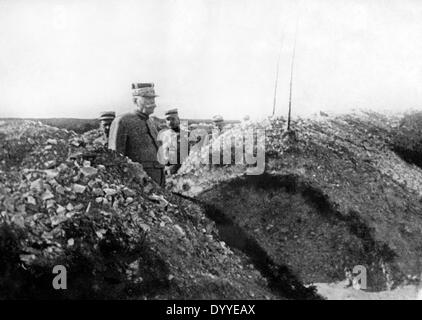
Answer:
[108, 110, 165, 186]
[159, 128, 189, 175]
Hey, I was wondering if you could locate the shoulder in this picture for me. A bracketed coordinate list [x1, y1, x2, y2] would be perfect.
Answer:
[158, 128, 174, 139]
[117, 112, 137, 122]
[114, 112, 144, 127]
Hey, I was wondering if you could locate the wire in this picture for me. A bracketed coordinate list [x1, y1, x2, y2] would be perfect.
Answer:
[287, 14, 299, 131]
[272, 31, 285, 117]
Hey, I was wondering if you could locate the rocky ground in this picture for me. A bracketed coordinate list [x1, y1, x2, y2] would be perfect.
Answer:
[0, 120, 296, 299]
[169, 110, 422, 294]
[2, 109, 422, 300]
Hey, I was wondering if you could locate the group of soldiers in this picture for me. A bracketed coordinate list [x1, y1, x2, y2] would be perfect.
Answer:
[97, 82, 226, 187]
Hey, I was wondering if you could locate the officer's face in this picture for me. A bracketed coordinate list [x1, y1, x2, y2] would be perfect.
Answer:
[166, 115, 180, 130]
[214, 121, 224, 131]
[137, 96, 156, 115]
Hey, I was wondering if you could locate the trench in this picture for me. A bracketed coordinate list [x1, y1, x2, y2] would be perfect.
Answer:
[392, 145, 422, 169]
[201, 201, 321, 300]
[175, 193, 321, 300]
[178, 173, 398, 297]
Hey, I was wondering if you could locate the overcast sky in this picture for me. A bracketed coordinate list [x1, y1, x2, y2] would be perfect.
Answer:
[0, 0, 421, 120]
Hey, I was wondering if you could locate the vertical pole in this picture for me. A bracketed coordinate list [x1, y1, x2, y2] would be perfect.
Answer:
[287, 17, 299, 131]
[272, 35, 284, 117]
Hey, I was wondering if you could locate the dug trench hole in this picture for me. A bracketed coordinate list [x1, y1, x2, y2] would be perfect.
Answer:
[193, 173, 396, 295]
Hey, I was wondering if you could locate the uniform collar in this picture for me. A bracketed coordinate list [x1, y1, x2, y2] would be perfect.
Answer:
[136, 110, 149, 120]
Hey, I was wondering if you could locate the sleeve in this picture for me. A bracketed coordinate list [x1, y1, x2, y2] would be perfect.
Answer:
[108, 117, 127, 155]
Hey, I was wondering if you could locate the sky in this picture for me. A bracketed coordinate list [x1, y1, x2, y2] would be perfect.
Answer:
[0, 0, 421, 120]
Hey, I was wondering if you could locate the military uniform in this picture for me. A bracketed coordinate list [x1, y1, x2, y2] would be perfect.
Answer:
[160, 128, 189, 175]
[160, 108, 188, 175]
[98, 111, 116, 147]
[108, 83, 165, 187]
[212, 115, 225, 134]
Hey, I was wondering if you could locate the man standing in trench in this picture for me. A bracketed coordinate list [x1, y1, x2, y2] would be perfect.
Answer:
[108, 83, 165, 187]
[96, 111, 115, 147]
[160, 108, 189, 175]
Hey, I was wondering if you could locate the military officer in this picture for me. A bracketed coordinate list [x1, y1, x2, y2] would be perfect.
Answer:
[212, 115, 225, 133]
[98, 111, 115, 145]
[160, 108, 188, 175]
[108, 83, 165, 187]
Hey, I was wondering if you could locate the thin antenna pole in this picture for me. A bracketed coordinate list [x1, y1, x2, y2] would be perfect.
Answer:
[272, 34, 284, 117]
[287, 17, 299, 131]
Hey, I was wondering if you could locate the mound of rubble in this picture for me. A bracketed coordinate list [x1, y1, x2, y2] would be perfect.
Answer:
[0, 120, 287, 299]
[169, 110, 422, 291]
[391, 111, 422, 168]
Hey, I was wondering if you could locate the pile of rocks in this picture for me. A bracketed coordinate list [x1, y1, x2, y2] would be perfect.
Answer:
[169, 110, 422, 290]
[0, 120, 275, 299]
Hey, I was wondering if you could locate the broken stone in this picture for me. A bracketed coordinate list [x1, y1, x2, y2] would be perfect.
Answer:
[44, 160, 57, 169]
[149, 193, 169, 208]
[140, 223, 150, 232]
[174, 225, 186, 237]
[44, 169, 59, 179]
[87, 180, 96, 188]
[144, 183, 153, 194]
[46, 199, 56, 209]
[46, 138, 58, 145]
[123, 188, 136, 198]
[66, 211, 76, 218]
[56, 205, 66, 215]
[41, 190, 55, 201]
[92, 188, 104, 196]
[73, 203, 84, 211]
[104, 188, 117, 196]
[80, 166, 98, 177]
[20, 254, 36, 263]
[72, 184, 86, 194]
[30, 179, 44, 192]
[56, 185, 65, 195]
[95, 229, 106, 239]
[279, 227, 289, 233]
[26, 196, 36, 205]
[162, 215, 173, 223]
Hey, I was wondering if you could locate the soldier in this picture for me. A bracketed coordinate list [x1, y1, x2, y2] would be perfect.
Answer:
[160, 108, 187, 175]
[108, 83, 165, 187]
[165, 108, 181, 132]
[212, 115, 225, 133]
[98, 111, 115, 145]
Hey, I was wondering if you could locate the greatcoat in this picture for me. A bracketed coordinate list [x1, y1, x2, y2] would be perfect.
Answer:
[108, 110, 165, 186]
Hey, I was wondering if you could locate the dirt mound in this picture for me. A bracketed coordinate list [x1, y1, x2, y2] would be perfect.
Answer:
[170, 111, 422, 291]
[391, 111, 422, 168]
[0, 120, 278, 299]
[198, 174, 395, 290]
